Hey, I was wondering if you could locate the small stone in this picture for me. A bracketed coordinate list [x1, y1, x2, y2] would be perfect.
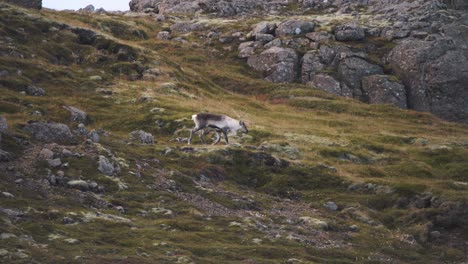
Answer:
[98, 155, 115, 176]
[252, 238, 262, 244]
[115, 206, 125, 214]
[1, 192, 15, 198]
[89, 76, 103, 81]
[25, 85, 46, 96]
[14, 179, 23, 184]
[299, 217, 328, 230]
[349, 225, 359, 232]
[0, 249, 8, 257]
[323, 201, 338, 211]
[88, 130, 100, 143]
[156, 31, 171, 40]
[0, 233, 16, 239]
[48, 158, 62, 168]
[64, 238, 79, 244]
[39, 148, 54, 160]
[63, 217, 75, 224]
[67, 180, 89, 191]
[430, 231, 441, 239]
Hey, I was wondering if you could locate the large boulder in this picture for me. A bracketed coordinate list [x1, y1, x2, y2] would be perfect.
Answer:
[337, 57, 383, 99]
[301, 51, 325, 83]
[362, 75, 407, 109]
[249, 21, 277, 37]
[387, 36, 468, 123]
[335, 23, 365, 42]
[129, 0, 160, 12]
[247, 47, 299, 83]
[23, 122, 74, 144]
[275, 20, 315, 37]
[5, 0, 42, 9]
[307, 74, 343, 96]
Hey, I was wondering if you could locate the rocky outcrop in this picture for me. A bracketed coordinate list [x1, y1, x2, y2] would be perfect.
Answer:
[338, 57, 383, 100]
[247, 47, 299, 83]
[23, 122, 75, 144]
[387, 36, 468, 122]
[362, 75, 407, 109]
[129, 0, 159, 12]
[5, 0, 41, 9]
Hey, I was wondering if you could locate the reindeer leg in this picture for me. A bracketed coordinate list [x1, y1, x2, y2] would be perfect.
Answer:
[188, 127, 202, 145]
[199, 129, 207, 144]
[222, 128, 229, 145]
[212, 130, 221, 145]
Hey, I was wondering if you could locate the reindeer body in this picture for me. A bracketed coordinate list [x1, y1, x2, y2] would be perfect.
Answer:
[188, 113, 248, 145]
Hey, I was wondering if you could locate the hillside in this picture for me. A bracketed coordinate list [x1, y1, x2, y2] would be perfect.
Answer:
[0, 1, 467, 263]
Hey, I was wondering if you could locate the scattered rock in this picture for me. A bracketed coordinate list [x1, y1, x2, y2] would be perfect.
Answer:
[156, 31, 171, 40]
[67, 180, 89, 191]
[63, 106, 89, 124]
[250, 21, 277, 37]
[23, 122, 75, 144]
[25, 85, 45, 96]
[97, 155, 116, 176]
[299, 217, 328, 230]
[307, 74, 342, 96]
[47, 158, 62, 168]
[0, 149, 11, 162]
[323, 201, 338, 211]
[89, 76, 103, 81]
[129, 130, 155, 144]
[1, 192, 15, 199]
[38, 148, 54, 160]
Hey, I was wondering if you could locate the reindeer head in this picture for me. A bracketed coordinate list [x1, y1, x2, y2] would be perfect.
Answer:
[239, 120, 248, 133]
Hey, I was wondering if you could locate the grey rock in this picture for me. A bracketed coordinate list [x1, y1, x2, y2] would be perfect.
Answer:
[25, 85, 45, 96]
[264, 38, 282, 49]
[129, 130, 155, 144]
[80, 4, 95, 12]
[0, 151, 7, 165]
[276, 20, 315, 37]
[381, 28, 410, 41]
[305, 31, 333, 42]
[323, 201, 338, 211]
[156, 31, 171, 40]
[23, 122, 74, 144]
[335, 23, 365, 41]
[1, 192, 15, 199]
[47, 158, 62, 168]
[255, 33, 274, 43]
[88, 130, 100, 143]
[307, 74, 342, 96]
[238, 41, 263, 58]
[75, 123, 88, 136]
[362, 75, 407, 108]
[129, 0, 159, 12]
[301, 51, 325, 83]
[67, 180, 89, 191]
[247, 47, 299, 83]
[388, 37, 468, 123]
[63, 106, 89, 124]
[170, 21, 204, 33]
[97, 155, 115, 176]
[250, 21, 277, 36]
[337, 57, 383, 99]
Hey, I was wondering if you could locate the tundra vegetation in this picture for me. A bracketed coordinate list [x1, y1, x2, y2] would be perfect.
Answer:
[0, 2, 467, 264]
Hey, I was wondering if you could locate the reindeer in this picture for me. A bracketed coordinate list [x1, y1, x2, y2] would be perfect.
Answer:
[188, 113, 248, 145]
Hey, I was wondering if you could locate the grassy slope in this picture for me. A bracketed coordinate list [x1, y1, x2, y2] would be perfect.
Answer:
[0, 4, 467, 263]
